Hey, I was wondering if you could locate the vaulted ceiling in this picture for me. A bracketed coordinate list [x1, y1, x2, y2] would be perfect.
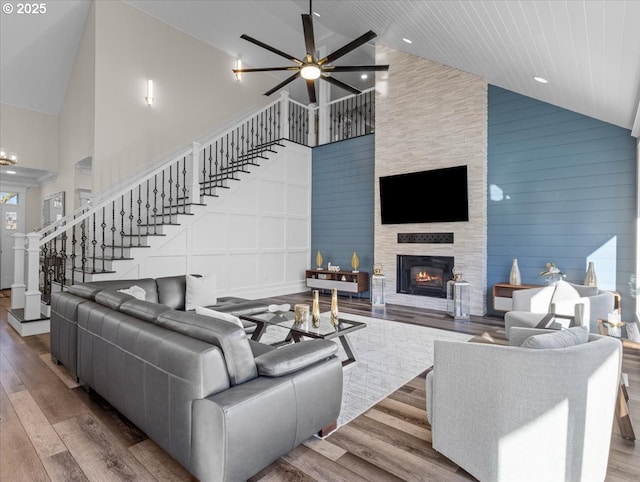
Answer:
[2, 0, 639, 136]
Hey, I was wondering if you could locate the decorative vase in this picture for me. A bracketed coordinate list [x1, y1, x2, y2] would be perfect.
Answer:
[330, 288, 339, 326]
[351, 251, 360, 272]
[509, 259, 521, 285]
[584, 261, 598, 287]
[315, 251, 323, 270]
[312, 290, 320, 327]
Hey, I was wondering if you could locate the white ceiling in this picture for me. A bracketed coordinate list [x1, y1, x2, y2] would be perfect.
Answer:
[1, 0, 640, 136]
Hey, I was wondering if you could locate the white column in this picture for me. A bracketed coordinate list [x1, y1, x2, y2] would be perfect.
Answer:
[190, 141, 201, 204]
[10, 233, 26, 310]
[280, 91, 290, 141]
[308, 103, 317, 147]
[318, 80, 331, 144]
[24, 232, 42, 320]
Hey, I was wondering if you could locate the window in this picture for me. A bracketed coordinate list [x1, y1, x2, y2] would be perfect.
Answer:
[0, 192, 18, 204]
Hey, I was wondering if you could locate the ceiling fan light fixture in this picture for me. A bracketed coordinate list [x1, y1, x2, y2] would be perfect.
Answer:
[301, 64, 321, 80]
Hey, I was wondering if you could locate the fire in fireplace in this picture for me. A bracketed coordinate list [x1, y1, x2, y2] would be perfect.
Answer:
[397, 255, 455, 298]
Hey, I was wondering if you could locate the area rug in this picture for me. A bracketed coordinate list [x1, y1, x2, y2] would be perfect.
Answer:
[260, 313, 473, 427]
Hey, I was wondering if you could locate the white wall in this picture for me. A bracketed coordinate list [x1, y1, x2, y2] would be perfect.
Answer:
[375, 45, 488, 315]
[92, 0, 276, 192]
[93, 142, 311, 299]
[0, 103, 59, 173]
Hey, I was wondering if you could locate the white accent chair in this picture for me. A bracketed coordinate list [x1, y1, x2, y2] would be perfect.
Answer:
[504, 281, 615, 338]
[426, 327, 622, 482]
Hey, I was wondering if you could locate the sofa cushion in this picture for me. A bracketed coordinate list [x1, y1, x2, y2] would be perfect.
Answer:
[186, 274, 217, 311]
[156, 275, 187, 310]
[95, 290, 136, 310]
[69, 279, 159, 303]
[156, 310, 257, 385]
[195, 306, 244, 328]
[521, 325, 589, 349]
[120, 299, 173, 322]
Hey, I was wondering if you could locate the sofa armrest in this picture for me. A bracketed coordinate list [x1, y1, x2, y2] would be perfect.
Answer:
[254, 340, 338, 377]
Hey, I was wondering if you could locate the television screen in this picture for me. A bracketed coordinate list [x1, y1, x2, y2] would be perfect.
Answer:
[379, 165, 469, 224]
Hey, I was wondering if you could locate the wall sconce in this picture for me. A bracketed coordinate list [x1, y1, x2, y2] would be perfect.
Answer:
[235, 59, 242, 82]
[145, 79, 154, 106]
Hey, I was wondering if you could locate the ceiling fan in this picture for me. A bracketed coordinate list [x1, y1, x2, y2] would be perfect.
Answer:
[232, 0, 389, 104]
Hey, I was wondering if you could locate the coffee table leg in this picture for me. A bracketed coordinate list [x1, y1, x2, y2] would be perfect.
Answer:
[250, 321, 266, 341]
[339, 335, 358, 367]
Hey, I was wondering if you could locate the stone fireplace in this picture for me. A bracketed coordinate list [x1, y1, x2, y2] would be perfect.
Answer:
[396, 255, 454, 298]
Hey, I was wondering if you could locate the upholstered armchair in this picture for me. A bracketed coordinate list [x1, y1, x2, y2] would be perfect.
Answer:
[505, 280, 615, 337]
[426, 327, 622, 482]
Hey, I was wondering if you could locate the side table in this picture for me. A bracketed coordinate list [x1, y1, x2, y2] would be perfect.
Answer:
[597, 319, 637, 441]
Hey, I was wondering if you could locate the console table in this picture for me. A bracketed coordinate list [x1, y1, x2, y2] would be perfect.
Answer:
[305, 269, 369, 298]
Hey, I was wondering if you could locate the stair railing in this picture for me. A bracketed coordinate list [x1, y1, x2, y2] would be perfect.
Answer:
[14, 89, 375, 319]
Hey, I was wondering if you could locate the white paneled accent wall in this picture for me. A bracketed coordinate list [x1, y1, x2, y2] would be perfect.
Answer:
[103, 141, 311, 299]
[375, 45, 488, 315]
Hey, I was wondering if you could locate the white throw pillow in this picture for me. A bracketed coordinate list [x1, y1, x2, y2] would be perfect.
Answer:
[117, 285, 146, 301]
[195, 306, 244, 329]
[550, 280, 580, 304]
[185, 274, 217, 311]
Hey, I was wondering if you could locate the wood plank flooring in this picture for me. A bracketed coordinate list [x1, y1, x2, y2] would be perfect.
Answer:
[1, 290, 639, 481]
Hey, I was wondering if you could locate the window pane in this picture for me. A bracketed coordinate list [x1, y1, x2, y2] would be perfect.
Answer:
[5, 212, 17, 230]
[0, 192, 18, 204]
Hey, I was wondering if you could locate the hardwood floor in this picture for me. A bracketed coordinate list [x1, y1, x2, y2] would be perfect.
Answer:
[1, 290, 638, 481]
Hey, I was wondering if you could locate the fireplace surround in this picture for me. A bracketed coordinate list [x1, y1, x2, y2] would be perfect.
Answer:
[396, 255, 455, 298]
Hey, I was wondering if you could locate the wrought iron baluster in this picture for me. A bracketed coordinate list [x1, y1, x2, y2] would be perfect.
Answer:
[182, 156, 187, 211]
[145, 180, 150, 234]
[174, 161, 180, 215]
[91, 213, 97, 273]
[100, 208, 106, 272]
[70, 224, 77, 285]
[128, 191, 134, 244]
[168, 165, 174, 223]
[137, 184, 143, 244]
[60, 230, 67, 292]
[160, 171, 166, 227]
[153, 175, 158, 235]
[120, 194, 126, 249]
[81, 218, 87, 282]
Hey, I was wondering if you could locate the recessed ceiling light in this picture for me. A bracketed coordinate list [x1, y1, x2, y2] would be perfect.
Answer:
[402, 38, 412, 44]
[313, 11, 321, 17]
[361, 74, 368, 80]
[534, 76, 548, 84]
[6, 170, 16, 174]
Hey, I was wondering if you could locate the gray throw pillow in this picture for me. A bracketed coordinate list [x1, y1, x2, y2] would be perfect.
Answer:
[521, 325, 589, 349]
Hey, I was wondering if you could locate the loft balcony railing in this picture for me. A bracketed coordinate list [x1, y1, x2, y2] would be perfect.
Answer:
[10, 88, 375, 320]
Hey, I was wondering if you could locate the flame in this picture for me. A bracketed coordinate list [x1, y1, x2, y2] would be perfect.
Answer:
[415, 271, 442, 283]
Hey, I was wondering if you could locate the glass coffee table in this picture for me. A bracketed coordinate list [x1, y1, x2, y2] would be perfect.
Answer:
[241, 310, 366, 367]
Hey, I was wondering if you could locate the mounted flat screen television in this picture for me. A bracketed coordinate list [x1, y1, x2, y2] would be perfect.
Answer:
[379, 165, 469, 224]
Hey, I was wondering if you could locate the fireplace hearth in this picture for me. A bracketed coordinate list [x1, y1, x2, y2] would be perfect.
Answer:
[397, 255, 455, 298]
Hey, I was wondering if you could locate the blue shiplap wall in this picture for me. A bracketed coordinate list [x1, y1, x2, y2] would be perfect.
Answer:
[487, 85, 637, 315]
[311, 135, 375, 294]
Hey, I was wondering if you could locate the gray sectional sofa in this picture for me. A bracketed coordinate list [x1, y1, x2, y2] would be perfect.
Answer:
[50, 276, 343, 482]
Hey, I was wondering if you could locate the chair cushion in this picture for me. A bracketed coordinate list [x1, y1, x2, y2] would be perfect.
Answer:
[569, 282, 599, 297]
[521, 325, 589, 349]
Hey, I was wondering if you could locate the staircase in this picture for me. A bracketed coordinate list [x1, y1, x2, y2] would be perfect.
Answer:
[8, 89, 375, 335]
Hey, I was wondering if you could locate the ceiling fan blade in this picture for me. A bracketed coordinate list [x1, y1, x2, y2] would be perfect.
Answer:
[302, 14, 316, 61]
[306, 79, 317, 104]
[324, 65, 390, 73]
[321, 75, 361, 95]
[264, 72, 301, 96]
[233, 67, 299, 73]
[240, 34, 302, 65]
[319, 30, 377, 65]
